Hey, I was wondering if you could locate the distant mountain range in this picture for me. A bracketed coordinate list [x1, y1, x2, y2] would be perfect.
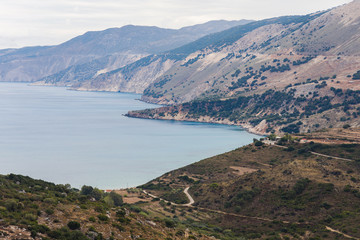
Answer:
[3, 1, 360, 134]
[0, 20, 252, 83]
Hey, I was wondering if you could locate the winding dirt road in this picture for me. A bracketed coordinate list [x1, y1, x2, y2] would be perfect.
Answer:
[183, 187, 195, 206]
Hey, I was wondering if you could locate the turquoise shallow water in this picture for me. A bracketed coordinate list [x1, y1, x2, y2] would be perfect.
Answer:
[0, 83, 258, 189]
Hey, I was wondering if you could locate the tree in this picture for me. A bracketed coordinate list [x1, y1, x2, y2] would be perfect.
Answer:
[80, 185, 93, 196]
[109, 191, 123, 206]
[268, 133, 277, 141]
[80, 185, 103, 200]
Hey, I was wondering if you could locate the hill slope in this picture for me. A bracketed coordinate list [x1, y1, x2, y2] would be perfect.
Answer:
[140, 135, 360, 239]
[2, 132, 360, 239]
[0, 174, 218, 239]
[125, 1, 360, 134]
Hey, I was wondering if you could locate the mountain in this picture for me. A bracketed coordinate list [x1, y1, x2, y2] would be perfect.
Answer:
[125, 0, 360, 134]
[0, 20, 252, 83]
[142, 1, 360, 105]
[34, 20, 252, 90]
[71, 14, 327, 94]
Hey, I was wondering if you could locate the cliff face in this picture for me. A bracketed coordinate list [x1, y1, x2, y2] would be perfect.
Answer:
[33, 53, 146, 88]
[71, 56, 176, 93]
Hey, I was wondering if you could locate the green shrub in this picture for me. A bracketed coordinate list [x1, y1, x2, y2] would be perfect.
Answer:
[112, 223, 125, 232]
[0, 206, 7, 212]
[175, 230, 185, 236]
[4, 199, 20, 212]
[24, 213, 38, 221]
[45, 208, 54, 215]
[293, 178, 310, 194]
[97, 214, 109, 221]
[108, 191, 123, 207]
[164, 219, 176, 228]
[43, 198, 57, 205]
[68, 221, 81, 230]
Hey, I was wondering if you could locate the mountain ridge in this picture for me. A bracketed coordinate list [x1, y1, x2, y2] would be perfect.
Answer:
[0, 20, 252, 83]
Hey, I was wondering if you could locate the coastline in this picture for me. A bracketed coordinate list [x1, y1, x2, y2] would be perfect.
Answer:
[125, 112, 268, 136]
[30, 81, 266, 136]
[30, 81, 267, 136]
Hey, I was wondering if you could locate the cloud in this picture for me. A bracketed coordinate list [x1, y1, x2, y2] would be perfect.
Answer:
[0, 0, 352, 49]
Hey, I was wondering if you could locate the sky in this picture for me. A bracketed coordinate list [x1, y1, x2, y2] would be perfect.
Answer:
[0, 0, 353, 49]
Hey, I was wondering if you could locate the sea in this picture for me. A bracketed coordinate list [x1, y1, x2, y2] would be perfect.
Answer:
[0, 82, 259, 189]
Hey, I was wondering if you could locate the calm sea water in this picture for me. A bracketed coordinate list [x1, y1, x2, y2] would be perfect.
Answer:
[0, 83, 258, 189]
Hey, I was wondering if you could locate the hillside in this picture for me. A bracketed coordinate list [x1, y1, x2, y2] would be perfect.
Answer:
[70, 15, 323, 93]
[0, 20, 251, 84]
[142, 1, 360, 104]
[0, 174, 219, 240]
[125, 1, 360, 134]
[140, 132, 360, 239]
[2, 131, 359, 239]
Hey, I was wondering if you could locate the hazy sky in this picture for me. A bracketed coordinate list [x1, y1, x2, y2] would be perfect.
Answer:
[0, 0, 352, 49]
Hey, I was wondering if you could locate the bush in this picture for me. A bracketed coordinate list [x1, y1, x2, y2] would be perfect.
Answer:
[175, 230, 185, 236]
[4, 199, 21, 212]
[164, 219, 176, 228]
[45, 208, 54, 215]
[24, 213, 38, 221]
[352, 70, 360, 80]
[43, 198, 57, 204]
[97, 214, 109, 221]
[68, 221, 81, 230]
[293, 178, 310, 194]
[112, 223, 125, 232]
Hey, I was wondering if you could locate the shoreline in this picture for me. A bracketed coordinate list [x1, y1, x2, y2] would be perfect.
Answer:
[125, 113, 267, 136]
[31, 81, 267, 136]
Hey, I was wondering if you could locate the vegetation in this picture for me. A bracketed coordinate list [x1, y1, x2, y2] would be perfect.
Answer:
[131, 88, 360, 134]
[2, 135, 360, 239]
[353, 70, 360, 80]
[143, 140, 360, 239]
[0, 174, 198, 239]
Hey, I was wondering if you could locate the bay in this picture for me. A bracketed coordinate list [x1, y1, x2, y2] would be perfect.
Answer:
[0, 82, 258, 189]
